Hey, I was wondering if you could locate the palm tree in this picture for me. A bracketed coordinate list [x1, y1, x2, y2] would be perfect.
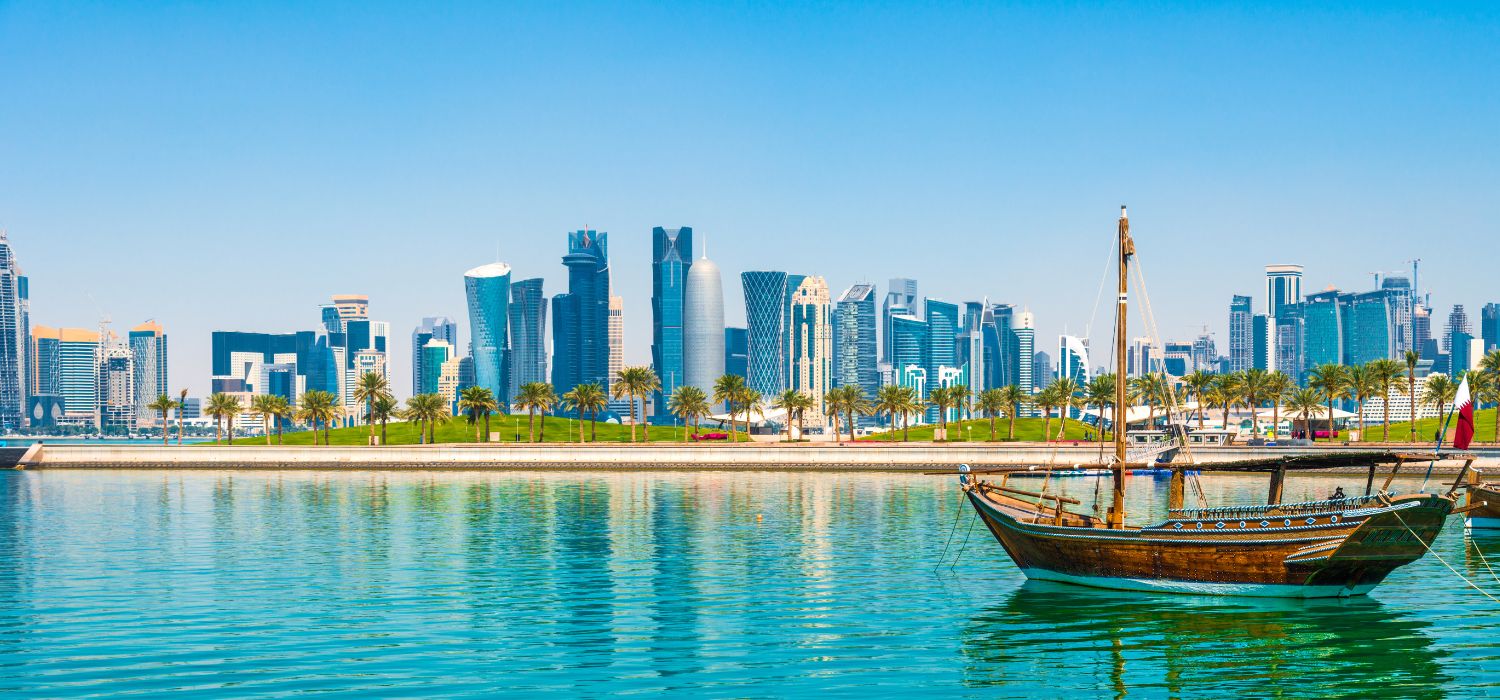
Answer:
[1405, 350, 1421, 440]
[823, 385, 850, 444]
[734, 388, 764, 438]
[250, 394, 283, 446]
[1264, 371, 1295, 440]
[897, 386, 923, 442]
[265, 395, 291, 444]
[712, 374, 747, 442]
[1423, 374, 1459, 444]
[668, 385, 710, 441]
[1083, 375, 1116, 443]
[567, 383, 609, 442]
[147, 394, 179, 446]
[1180, 370, 1215, 431]
[1308, 364, 1348, 442]
[1468, 371, 1498, 445]
[296, 390, 341, 445]
[949, 383, 970, 426]
[1130, 373, 1169, 432]
[1213, 372, 1244, 432]
[403, 393, 450, 444]
[1034, 383, 1062, 441]
[1481, 351, 1500, 444]
[1048, 377, 1080, 440]
[832, 385, 870, 443]
[534, 383, 558, 442]
[771, 390, 803, 442]
[514, 382, 555, 443]
[976, 388, 1005, 442]
[1286, 387, 1324, 439]
[612, 366, 661, 442]
[1367, 358, 1406, 442]
[458, 386, 498, 443]
[352, 372, 390, 446]
[1344, 364, 1379, 442]
[1236, 368, 1272, 435]
[874, 385, 906, 442]
[1001, 385, 1029, 440]
[205, 392, 242, 445]
[369, 395, 398, 446]
[177, 388, 189, 445]
[929, 385, 960, 441]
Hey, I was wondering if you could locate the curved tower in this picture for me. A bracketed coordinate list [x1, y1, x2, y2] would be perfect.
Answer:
[464, 263, 511, 408]
[683, 256, 724, 395]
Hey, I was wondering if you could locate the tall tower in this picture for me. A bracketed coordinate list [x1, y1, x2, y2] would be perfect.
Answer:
[0, 231, 24, 430]
[1265, 265, 1303, 318]
[464, 263, 512, 407]
[1015, 310, 1035, 400]
[651, 227, 692, 418]
[882, 278, 919, 363]
[608, 295, 624, 392]
[553, 230, 610, 396]
[128, 321, 168, 426]
[833, 284, 878, 410]
[411, 317, 458, 398]
[508, 279, 548, 392]
[788, 277, 832, 427]
[682, 253, 724, 397]
[742, 271, 789, 397]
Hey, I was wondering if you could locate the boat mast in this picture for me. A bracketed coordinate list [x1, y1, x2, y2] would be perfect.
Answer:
[1109, 206, 1134, 529]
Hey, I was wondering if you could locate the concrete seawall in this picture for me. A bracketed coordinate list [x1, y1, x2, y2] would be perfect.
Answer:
[18, 442, 1488, 472]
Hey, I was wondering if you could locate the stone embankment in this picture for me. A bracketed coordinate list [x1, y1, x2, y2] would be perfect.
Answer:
[12, 442, 1496, 474]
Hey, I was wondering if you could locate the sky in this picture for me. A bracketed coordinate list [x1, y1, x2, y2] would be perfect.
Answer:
[3, 1, 1498, 398]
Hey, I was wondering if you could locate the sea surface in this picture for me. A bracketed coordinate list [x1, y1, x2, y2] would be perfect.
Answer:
[1, 469, 1497, 697]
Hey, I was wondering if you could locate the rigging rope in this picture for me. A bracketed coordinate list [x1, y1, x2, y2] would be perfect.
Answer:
[934, 490, 967, 572]
[1468, 535, 1500, 588]
[1393, 510, 1500, 604]
[948, 511, 978, 571]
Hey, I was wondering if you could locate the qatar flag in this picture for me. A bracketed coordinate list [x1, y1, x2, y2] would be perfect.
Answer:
[1453, 375, 1475, 451]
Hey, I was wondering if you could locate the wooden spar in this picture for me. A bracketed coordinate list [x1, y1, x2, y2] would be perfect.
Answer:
[979, 482, 1083, 505]
[1381, 456, 1408, 492]
[1267, 467, 1286, 505]
[1446, 458, 1477, 497]
[1365, 464, 1377, 496]
[1167, 467, 1185, 511]
[1109, 205, 1132, 529]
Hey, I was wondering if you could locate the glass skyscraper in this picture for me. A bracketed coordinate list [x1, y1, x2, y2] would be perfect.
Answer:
[508, 278, 548, 392]
[552, 230, 610, 398]
[788, 277, 832, 426]
[1265, 264, 1303, 318]
[411, 316, 458, 398]
[882, 278, 918, 363]
[651, 227, 692, 417]
[832, 284, 878, 410]
[1344, 291, 1395, 365]
[128, 321, 168, 425]
[742, 271, 789, 397]
[1302, 291, 1343, 373]
[1483, 303, 1499, 353]
[464, 262, 512, 407]
[683, 254, 724, 397]
[1229, 295, 1253, 372]
[0, 231, 24, 430]
[724, 327, 748, 384]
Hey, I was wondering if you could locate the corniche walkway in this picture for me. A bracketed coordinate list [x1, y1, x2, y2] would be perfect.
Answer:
[13, 442, 1496, 473]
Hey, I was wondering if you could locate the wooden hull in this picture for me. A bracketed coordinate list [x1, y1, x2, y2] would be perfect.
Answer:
[962, 478, 1452, 598]
[1465, 485, 1500, 529]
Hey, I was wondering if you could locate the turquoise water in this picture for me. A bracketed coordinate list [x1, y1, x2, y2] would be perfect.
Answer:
[1, 470, 1497, 697]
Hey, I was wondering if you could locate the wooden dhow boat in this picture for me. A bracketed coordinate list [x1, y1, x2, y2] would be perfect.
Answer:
[1462, 474, 1500, 530]
[958, 207, 1470, 598]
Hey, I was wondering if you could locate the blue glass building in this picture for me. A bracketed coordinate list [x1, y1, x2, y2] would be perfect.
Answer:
[464, 263, 512, 408]
[1344, 290, 1395, 366]
[411, 316, 458, 398]
[508, 278, 548, 392]
[724, 327, 748, 382]
[925, 299, 959, 416]
[832, 284, 878, 409]
[1229, 295, 1253, 372]
[742, 271, 789, 397]
[1302, 291, 1343, 374]
[1482, 303, 1499, 353]
[651, 227, 692, 417]
[552, 231, 610, 399]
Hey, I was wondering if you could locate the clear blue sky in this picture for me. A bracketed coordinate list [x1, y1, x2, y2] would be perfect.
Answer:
[3, 1, 1497, 397]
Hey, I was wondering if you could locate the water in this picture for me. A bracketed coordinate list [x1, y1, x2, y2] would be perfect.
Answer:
[1, 470, 1497, 697]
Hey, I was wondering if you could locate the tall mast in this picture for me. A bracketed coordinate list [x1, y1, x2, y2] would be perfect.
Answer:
[1109, 205, 1134, 529]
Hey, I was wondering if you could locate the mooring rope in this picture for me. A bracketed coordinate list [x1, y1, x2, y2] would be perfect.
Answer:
[949, 511, 978, 572]
[934, 490, 967, 572]
[1393, 510, 1500, 604]
[1467, 535, 1500, 588]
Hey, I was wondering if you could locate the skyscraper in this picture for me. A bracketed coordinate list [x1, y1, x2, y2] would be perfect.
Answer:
[1444, 305, 1471, 354]
[1302, 290, 1344, 372]
[833, 284, 878, 409]
[651, 227, 692, 417]
[742, 271, 789, 397]
[464, 262, 512, 406]
[1483, 303, 1500, 353]
[57, 328, 101, 424]
[1252, 314, 1274, 371]
[97, 341, 134, 431]
[418, 339, 454, 395]
[882, 278, 918, 363]
[1229, 295, 1252, 372]
[1058, 335, 1090, 385]
[508, 278, 548, 391]
[890, 313, 929, 422]
[0, 231, 25, 430]
[682, 254, 725, 397]
[608, 295, 624, 385]
[128, 321, 168, 426]
[788, 276, 832, 427]
[1414, 303, 1434, 359]
[1033, 351, 1054, 388]
[1265, 264, 1303, 318]
[411, 316, 458, 398]
[1015, 310, 1036, 398]
[1345, 291, 1396, 365]
[924, 299, 959, 421]
[724, 327, 748, 384]
[552, 230, 610, 397]
[1452, 331, 1475, 375]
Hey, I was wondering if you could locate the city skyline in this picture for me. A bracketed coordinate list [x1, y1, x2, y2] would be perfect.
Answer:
[5, 4, 1500, 399]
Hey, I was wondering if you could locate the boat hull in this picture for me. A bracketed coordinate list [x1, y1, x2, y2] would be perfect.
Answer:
[1465, 485, 1500, 529]
[964, 482, 1452, 598]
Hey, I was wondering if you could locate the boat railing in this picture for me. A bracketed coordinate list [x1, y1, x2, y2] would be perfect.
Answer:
[1126, 437, 1180, 464]
[1168, 493, 1392, 521]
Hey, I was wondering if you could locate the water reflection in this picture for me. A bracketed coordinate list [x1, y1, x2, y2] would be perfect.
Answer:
[963, 581, 1449, 698]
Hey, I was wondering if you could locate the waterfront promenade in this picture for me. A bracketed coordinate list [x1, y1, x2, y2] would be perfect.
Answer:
[13, 442, 1495, 472]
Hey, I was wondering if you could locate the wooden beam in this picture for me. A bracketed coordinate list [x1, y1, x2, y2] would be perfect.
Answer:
[1168, 467, 1185, 511]
[1267, 466, 1286, 505]
[1446, 458, 1477, 498]
[1380, 457, 1407, 492]
[981, 483, 1083, 505]
[1364, 464, 1377, 496]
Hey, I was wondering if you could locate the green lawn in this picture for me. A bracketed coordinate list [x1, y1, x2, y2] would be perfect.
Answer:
[859, 417, 1097, 442]
[1325, 407, 1499, 445]
[220, 415, 749, 446]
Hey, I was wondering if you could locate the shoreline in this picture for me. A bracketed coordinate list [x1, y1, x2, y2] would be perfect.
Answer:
[12, 443, 1496, 474]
